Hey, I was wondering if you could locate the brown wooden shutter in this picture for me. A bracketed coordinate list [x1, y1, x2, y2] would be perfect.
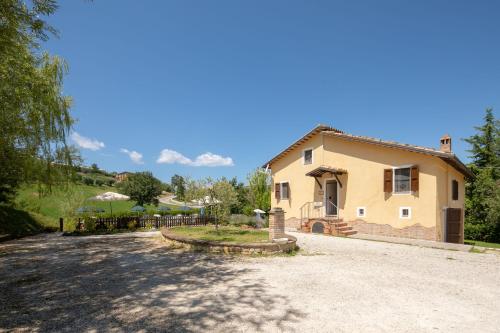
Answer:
[275, 183, 281, 199]
[283, 182, 290, 199]
[384, 169, 393, 193]
[452, 180, 458, 200]
[411, 166, 419, 192]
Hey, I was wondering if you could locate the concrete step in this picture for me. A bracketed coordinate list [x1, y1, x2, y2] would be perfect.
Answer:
[341, 230, 357, 236]
[310, 218, 343, 222]
[337, 226, 353, 231]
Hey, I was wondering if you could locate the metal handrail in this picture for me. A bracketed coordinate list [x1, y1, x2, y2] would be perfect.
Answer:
[327, 200, 339, 216]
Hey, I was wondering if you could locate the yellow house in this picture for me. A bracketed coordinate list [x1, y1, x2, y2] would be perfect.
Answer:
[263, 125, 473, 243]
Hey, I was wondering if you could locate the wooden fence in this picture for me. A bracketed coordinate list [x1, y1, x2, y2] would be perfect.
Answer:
[77, 215, 216, 231]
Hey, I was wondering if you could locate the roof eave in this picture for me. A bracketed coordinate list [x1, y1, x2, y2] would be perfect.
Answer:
[262, 124, 343, 168]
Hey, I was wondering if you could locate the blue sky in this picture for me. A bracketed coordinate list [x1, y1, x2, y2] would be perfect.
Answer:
[44, 0, 500, 183]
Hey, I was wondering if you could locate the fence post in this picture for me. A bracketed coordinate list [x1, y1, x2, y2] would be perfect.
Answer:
[59, 217, 63, 232]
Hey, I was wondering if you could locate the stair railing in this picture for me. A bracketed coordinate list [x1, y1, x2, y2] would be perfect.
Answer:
[300, 201, 324, 229]
[327, 200, 339, 218]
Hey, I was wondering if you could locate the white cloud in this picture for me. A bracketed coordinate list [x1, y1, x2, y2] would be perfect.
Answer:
[191, 152, 234, 167]
[120, 148, 144, 164]
[71, 132, 105, 151]
[156, 149, 234, 167]
[156, 149, 192, 165]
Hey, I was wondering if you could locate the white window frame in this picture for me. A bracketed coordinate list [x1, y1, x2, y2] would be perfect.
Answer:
[356, 207, 366, 218]
[280, 181, 290, 200]
[399, 207, 411, 219]
[302, 148, 313, 165]
[393, 165, 412, 195]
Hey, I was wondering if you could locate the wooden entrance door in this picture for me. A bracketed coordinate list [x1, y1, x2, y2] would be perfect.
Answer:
[445, 208, 462, 243]
[325, 181, 338, 216]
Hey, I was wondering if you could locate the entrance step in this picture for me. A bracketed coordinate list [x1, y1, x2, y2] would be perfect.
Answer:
[340, 229, 357, 236]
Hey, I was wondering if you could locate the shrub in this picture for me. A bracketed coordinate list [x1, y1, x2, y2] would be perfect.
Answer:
[95, 179, 105, 186]
[228, 214, 257, 228]
[85, 219, 96, 232]
[83, 177, 94, 186]
[127, 220, 137, 231]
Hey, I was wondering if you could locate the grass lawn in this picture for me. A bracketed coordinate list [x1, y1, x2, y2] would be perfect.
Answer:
[465, 240, 500, 249]
[0, 205, 59, 237]
[15, 184, 115, 221]
[11, 183, 182, 233]
[169, 226, 269, 244]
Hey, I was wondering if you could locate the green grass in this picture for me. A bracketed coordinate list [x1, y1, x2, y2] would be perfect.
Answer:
[0, 205, 59, 237]
[15, 184, 115, 221]
[9, 183, 189, 234]
[169, 226, 269, 244]
[465, 240, 500, 249]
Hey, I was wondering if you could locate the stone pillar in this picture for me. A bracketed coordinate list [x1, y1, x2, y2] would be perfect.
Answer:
[269, 207, 285, 241]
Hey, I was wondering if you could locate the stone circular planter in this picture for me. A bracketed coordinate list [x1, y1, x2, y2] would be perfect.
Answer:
[161, 227, 297, 255]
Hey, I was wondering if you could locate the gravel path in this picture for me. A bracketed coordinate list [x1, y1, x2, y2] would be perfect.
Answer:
[1, 231, 499, 332]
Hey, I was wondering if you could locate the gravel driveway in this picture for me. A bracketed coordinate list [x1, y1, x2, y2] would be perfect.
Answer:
[1, 231, 499, 332]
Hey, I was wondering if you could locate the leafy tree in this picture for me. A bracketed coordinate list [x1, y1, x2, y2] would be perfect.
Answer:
[247, 169, 271, 213]
[229, 177, 249, 214]
[0, 0, 76, 202]
[91, 163, 99, 173]
[464, 109, 500, 242]
[171, 174, 186, 200]
[120, 172, 163, 206]
[464, 108, 500, 179]
[185, 177, 238, 231]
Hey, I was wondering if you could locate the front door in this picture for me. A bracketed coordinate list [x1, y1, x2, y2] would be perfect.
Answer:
[325, 180, 338, 216]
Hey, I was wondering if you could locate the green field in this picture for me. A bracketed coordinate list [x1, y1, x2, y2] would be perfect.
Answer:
[2, 183, 183, 235]
[169, 226, 269, 244]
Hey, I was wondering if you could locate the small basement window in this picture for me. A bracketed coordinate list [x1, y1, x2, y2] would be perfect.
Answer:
[399, 207, 411, 219]
[303, 149, 313, 165]
[280, 182, 289, 200]
[394, 167, 411, 193]
[452, 180, 459, 201]
[356, 207, 366, 218]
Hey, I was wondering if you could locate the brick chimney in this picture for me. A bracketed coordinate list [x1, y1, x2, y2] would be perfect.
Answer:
[440, 134, 452, 153]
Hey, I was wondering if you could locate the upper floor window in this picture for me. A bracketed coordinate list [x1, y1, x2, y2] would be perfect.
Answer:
[394, 167, 411, 193]
[303, 149, 313, 165]
[452, 180, 458, 200]
[384, 165, 419, 194]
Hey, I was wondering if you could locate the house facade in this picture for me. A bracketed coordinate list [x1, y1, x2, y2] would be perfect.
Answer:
[115, 172, 132, 182]
[264, 125, 472, 243]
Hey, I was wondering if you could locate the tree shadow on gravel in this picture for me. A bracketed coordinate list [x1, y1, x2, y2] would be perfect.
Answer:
[0, 233, 305, 332]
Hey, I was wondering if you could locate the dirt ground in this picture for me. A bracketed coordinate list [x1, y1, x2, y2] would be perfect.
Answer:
[1, 231, 499, 333]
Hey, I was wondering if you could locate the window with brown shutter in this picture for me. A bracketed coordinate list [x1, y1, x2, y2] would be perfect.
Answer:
[452, 180, 458, 200]
[384, 169, 393, 193]
[281, 182, 290, 199]
[275, 183, 280, 200]
[410, 166, 419, 192]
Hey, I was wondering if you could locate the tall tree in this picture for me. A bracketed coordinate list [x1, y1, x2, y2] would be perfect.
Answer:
[171, 174, 186, 200]
[464, 108, 500, 179]
[464, 109, 500, 242]
[229, 177, 249, 214]
[0, 0, 76, 202]
[119, 172, 162, 206]
[247, 169, 271, 212]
